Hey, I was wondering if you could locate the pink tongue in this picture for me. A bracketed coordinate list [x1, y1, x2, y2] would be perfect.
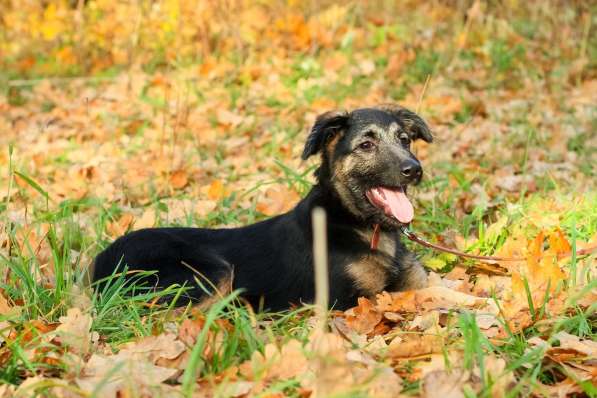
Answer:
[377, 187, 414, 224]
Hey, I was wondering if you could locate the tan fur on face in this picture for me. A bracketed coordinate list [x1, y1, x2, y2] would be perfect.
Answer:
[330, 155, 362, 217]
[355, 122, 399, 143]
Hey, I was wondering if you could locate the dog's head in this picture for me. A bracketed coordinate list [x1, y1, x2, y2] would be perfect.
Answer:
[302, 105, 433, 229]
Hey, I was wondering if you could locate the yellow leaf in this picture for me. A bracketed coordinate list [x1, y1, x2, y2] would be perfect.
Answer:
[423, 256, 447, 271]
[207, 180, 225, 200]
[485, 215, 508, 242]
[40, 4, 63, 41]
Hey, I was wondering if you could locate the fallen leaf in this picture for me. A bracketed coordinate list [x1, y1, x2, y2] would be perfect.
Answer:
[551, 331, 597, 357]
[55, 307, 94, 355]
[216, 108, 244, 127]
[206, 179, 225, 200]
[135, 208, 156, 229]
[256, 185, 300, 216]
[345, 297, 382, 335]
[422, 369, 468, 398]
[120, 333, 186, 364]
[106, 213, 134, 238]
[169, 169, 189, 189]
[243, 339, 309, 381]
[388, 334, 444, 358]
[76, 353, 178, 398]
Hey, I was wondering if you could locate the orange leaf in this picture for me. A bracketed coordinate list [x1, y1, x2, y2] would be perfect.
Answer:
[169, 170, 189, 190]
[548, 228, 571, 255]
[528, 231, 545, 259]
[207, 180, 225, 200]
[345, 297, 382, 335]
[106, 213, 135, 238]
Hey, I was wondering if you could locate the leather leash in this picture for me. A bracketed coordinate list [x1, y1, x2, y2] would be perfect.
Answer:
[370, 224, 596, 263]
[398, 225, 522, 262]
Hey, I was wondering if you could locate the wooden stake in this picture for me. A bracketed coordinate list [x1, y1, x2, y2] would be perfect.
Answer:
[312, 207, 329, 330]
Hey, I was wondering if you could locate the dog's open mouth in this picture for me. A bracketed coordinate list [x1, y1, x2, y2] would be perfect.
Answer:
[366, 186, 414, 224]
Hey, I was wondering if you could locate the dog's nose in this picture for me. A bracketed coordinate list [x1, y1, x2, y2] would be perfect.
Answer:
[400, 159, 422, 180]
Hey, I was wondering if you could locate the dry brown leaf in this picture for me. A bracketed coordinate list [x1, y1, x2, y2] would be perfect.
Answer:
[359, 366, 403, 398]
[0, 292, 11, 314]
[216, 108, 244, 127]
[388, 334, 444, 358]
[375, 290, 418, 313]
[216, 380, 254, 397]
[0, 293, 14, 345]
[0, 385, 15, 398]
[548, 331, 597, 359]
[76, 353, 178, 398]
[345, 297, 383, 335]
[533, 378, 584, 398]
[305, 330, 402, 398]
[119, 333, 186, 364]
[240, 339, 309, 381]
[55, 307, 95, 355]
[408, 310, 440, 331]
[375, 285, 492, 316]
[420, 354, 514, 398]
[422, 370, 469, 398]
[13, 376, 82, 398]
[256, 185, 300, 216]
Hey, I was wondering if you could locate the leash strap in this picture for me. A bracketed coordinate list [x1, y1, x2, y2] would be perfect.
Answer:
[371, 225, 596, 263]
[399, 226, 523, 263]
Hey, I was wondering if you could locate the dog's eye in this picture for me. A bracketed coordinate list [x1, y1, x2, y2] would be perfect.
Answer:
[399, 133, 411, 146]
[358, 141, 376, 151]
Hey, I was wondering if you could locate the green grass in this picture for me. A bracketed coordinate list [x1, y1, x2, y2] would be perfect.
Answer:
[2, 155, 595, 393]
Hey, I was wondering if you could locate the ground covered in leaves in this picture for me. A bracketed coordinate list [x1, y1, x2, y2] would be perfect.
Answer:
[0, 1, 596, 397]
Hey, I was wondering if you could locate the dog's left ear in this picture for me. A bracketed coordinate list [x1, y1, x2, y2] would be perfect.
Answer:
[378, 104, 433, 143]
[302, 110, 349, 160]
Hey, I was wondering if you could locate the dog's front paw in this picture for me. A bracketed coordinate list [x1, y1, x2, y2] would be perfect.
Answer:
[397, 252, 428, 290]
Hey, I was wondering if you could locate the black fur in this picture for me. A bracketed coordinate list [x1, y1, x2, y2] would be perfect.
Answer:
[92, 106, 433, 311]
[302, 110, 349, 160]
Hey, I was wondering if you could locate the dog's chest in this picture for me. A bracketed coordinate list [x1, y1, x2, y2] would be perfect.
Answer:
[345, 230, 398, 298]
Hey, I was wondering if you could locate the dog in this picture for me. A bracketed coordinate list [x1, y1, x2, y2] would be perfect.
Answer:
[92, 105, 433, 311]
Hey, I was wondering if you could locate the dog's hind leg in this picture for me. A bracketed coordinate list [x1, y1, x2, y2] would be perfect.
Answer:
[161, 257, 235, 307]
[92, 229, 236, 306]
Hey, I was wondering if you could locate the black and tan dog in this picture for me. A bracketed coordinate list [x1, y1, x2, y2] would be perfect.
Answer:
[92, 105, 433, 311]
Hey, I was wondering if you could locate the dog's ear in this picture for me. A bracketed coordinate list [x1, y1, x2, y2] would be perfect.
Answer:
[378, 104, 433, 143]
[302, 110, 349, 160]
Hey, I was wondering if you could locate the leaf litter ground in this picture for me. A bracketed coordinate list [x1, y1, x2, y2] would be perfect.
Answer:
[0, 2, 596, 397]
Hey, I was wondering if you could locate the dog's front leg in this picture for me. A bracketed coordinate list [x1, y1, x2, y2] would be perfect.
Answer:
[392, 251, 428, 291]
